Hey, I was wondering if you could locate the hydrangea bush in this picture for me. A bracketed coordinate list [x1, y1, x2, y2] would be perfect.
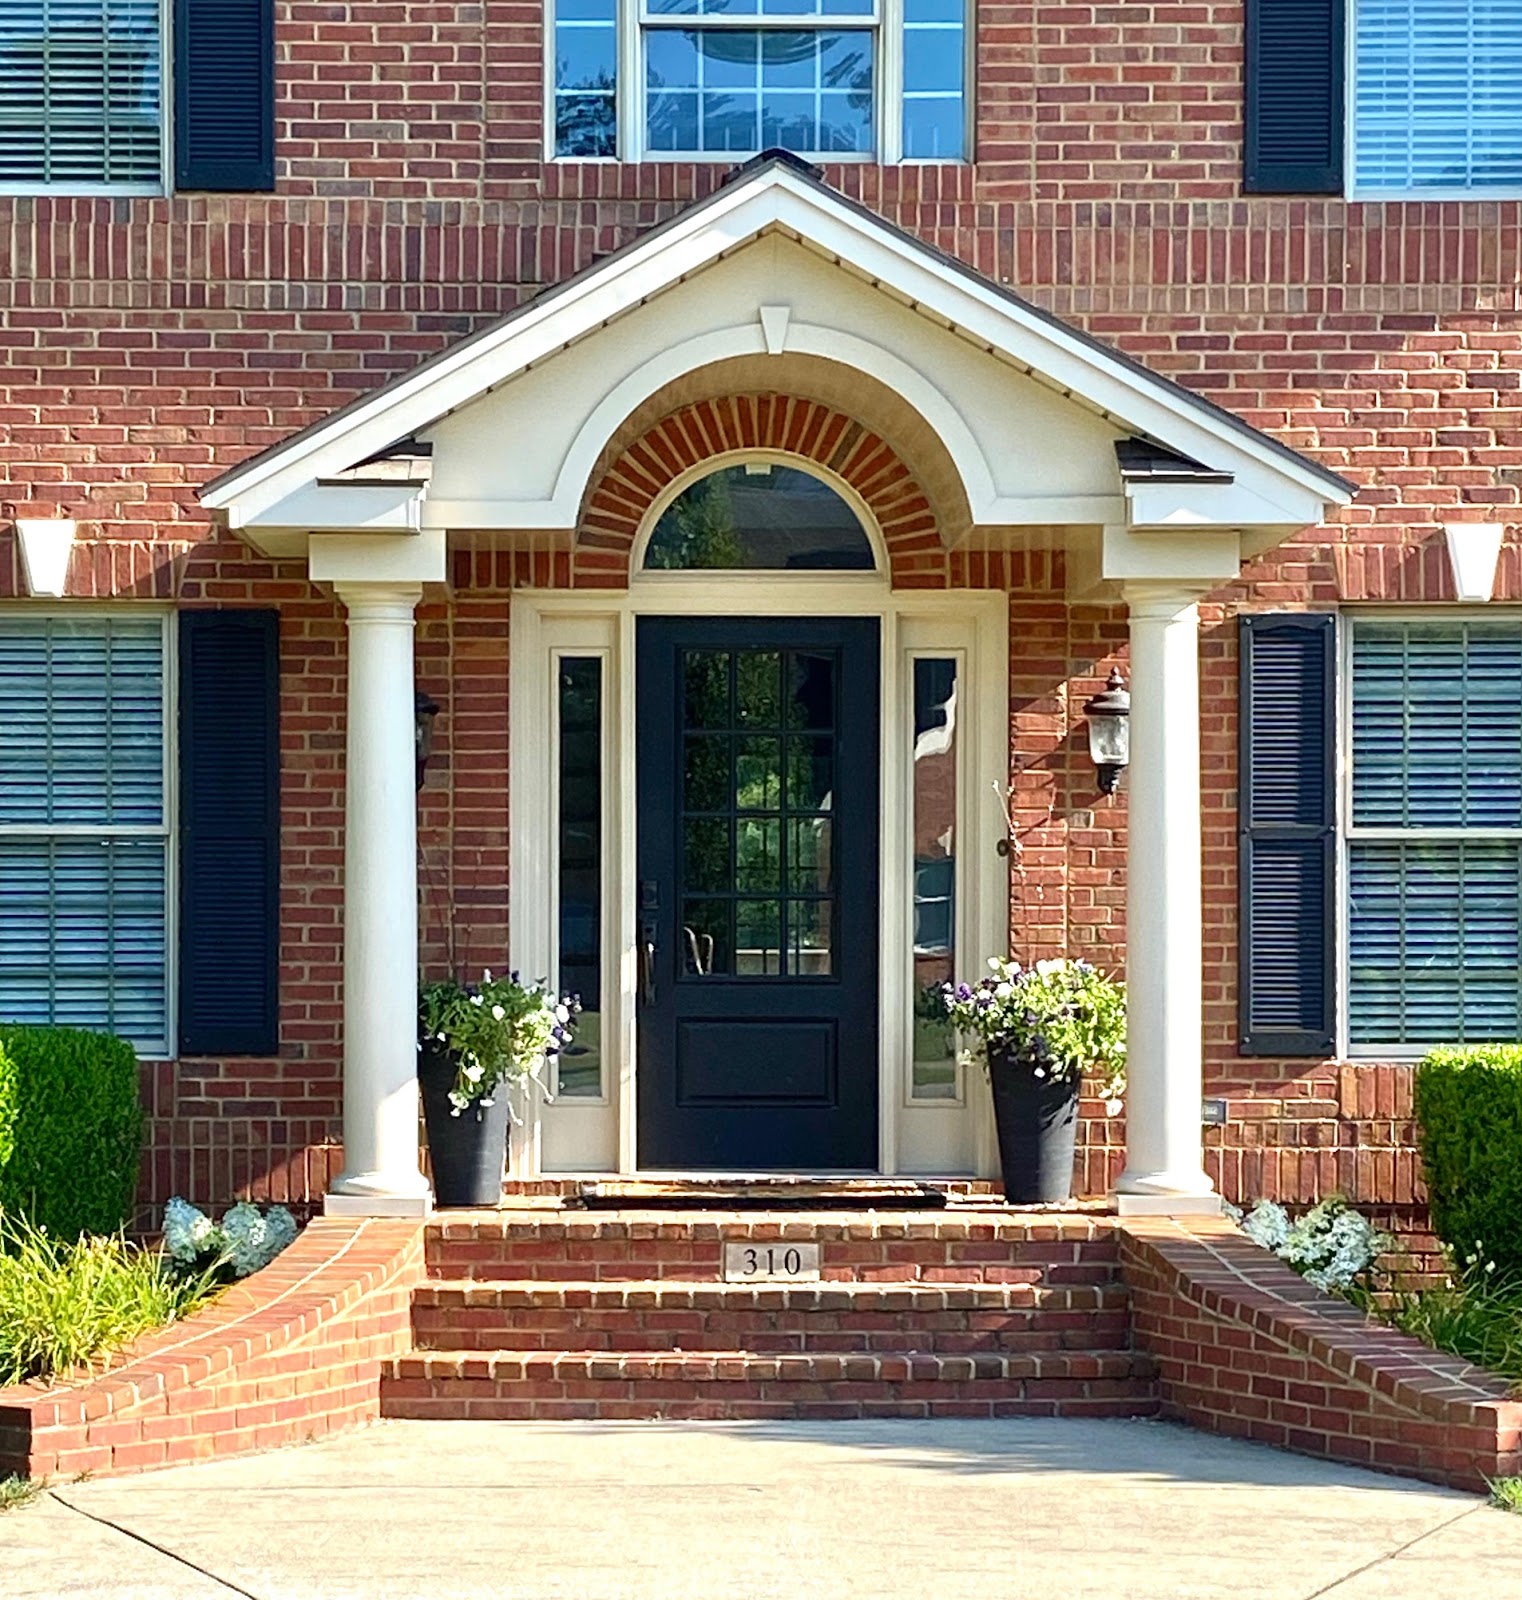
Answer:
[1230, 1196, 1391, 1293]
[162, 1198, 298, 1281]
[940, 958, 1126, 1102]
[418, 969, 580, 1115]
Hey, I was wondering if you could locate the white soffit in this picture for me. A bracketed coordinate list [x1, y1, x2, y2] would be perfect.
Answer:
[200, 157, 1355, 531]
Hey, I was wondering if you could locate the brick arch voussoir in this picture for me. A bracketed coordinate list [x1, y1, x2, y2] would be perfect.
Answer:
[573, 395, 946, 588]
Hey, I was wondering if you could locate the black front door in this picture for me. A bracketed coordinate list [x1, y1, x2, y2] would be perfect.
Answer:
[636, 617, 880, 1170]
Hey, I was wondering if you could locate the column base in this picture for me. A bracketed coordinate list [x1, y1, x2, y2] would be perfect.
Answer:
[326, 1168, 433, 1219]
[324, 1191, 433, 1219]
[1114, 1192, 1223, 1218]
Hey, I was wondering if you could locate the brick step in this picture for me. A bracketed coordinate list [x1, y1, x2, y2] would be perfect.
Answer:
[380, 1348, 1159, 1421]
[427, 1209, 1122, 1284]
[412, 1278, 1133, 1353]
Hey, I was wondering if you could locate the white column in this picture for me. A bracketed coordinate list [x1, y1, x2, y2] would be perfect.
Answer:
[325, 581, 432, 1217]
[1114, 583, 1218, 1214]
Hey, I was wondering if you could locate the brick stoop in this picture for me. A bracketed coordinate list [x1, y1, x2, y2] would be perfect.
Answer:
[379, 1208, 1159, 1421]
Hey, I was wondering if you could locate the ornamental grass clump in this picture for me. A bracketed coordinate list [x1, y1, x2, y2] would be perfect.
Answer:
[1381, 1250, 1522, 1386]
[940, 957, 1126, 1102]
[0, 1212, 221, 1386]
[419, 969, 580, 1113]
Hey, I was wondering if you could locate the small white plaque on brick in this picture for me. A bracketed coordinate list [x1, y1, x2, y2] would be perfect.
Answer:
[722, 1241, 821, 1282]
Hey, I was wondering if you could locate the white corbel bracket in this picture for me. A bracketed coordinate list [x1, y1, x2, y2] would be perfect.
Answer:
[15, 518, 77, 597]
[1443, 522, 1505, 603]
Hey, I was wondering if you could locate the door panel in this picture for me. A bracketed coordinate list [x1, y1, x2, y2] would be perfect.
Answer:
[636, 616, 880, 1170]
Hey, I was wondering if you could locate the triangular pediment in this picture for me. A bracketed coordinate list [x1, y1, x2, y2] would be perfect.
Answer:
[202, 153, 1352, 542]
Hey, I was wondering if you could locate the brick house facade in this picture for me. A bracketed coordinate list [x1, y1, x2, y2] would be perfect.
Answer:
[0, 1, 1518, 1229]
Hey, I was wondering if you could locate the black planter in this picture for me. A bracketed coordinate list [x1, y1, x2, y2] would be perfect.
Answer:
[988, 1047, 1080, 1204]
[418, 1043, 511, 1207]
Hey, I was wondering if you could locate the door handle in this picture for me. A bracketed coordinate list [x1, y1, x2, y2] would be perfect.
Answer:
[683, 924, 711, 977]
[682, 925, 715, 977]
[638, 933, 657, 1006]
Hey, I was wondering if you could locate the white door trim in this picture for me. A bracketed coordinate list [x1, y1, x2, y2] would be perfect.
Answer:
[509, 577, 1009, 1178]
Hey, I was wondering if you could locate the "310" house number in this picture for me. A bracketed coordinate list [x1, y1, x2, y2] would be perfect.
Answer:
[721, 1242, 822, 1281]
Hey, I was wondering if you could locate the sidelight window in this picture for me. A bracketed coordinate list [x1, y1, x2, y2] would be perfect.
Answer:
[910, 655, 957, 1099]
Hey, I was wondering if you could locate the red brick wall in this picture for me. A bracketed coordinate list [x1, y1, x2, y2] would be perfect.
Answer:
[1, 2, 1519, 1216]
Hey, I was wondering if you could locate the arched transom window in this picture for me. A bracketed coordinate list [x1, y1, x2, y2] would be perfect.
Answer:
[642, 463, 877, 571]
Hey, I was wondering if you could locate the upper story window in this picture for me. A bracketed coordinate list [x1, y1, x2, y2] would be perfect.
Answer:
[0, 0, 163, 191]
[552, 0, 966, 163]
[1352, 0, 1522, 196]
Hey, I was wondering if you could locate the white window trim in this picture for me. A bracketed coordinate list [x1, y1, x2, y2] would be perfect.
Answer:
[0, 604, 178, 1059]
[546, 0, 970, 166]
[0, 0, 173, 198]
[1337, 605, 1522, 1061]
[1344, 0, 1522, 203]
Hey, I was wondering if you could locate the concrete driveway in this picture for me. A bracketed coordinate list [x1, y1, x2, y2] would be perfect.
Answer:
[3, 1418, 1520, 1600]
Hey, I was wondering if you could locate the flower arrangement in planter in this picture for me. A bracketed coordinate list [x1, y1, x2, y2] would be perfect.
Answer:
[942, 957, 1126, 1203]
[417, 970, 580, 1206]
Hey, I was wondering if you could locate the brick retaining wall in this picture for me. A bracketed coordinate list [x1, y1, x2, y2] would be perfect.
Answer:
[0, 1217, 424, 1481]
[1120, 1215, 1522, 1493]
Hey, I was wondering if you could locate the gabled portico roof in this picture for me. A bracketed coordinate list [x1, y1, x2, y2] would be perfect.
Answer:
[202, 150, 1354, 537]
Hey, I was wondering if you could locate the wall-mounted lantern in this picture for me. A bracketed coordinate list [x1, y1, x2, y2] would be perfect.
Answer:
[1082, 668, 1130, 796]
[414, 689, 440, 791]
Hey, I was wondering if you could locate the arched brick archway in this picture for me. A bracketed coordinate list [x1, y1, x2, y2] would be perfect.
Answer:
[573, 394, 948, 588]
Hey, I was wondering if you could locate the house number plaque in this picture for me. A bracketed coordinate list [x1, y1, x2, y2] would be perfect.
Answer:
[722, 1242, 822, 1282]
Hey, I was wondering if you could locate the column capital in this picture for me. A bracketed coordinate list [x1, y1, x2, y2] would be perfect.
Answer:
[333, 580, 425, 621]
[1119, 580, 1214, 618]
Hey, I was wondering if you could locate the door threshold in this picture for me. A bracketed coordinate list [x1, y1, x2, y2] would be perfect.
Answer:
[575, 1176, 952, 1209]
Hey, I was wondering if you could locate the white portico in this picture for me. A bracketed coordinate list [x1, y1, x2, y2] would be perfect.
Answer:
[199, 154, 1353, 1217]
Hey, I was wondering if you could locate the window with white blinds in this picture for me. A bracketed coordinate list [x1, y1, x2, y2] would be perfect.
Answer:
[0, 614, 171, 1051]
[0, 0, 163, 189]
[1347, 620, 1522, 1049]
[1352, 0, 1522, 196]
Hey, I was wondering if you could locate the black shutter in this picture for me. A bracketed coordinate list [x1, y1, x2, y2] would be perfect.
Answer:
[1239, 613, 1337, 1057]
[178, 611, 280, 1056]
[1244, 0, 1345, 194]
[173, 0, 276, 192]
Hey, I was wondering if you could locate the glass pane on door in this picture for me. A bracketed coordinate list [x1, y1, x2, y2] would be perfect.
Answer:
[679, 646, 839, 977]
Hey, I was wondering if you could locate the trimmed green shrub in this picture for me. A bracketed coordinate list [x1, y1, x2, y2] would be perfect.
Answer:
[1415, 1045, 1522, 1277]
[0, 1025, 143, 1239]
